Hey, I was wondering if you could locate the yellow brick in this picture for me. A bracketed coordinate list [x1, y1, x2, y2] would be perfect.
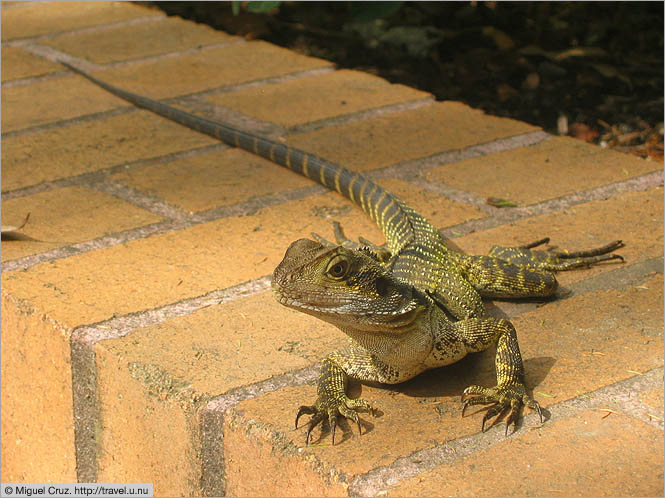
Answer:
[2, 111, 215, 192]
[2, 75, 125, 132]
[91, 41, 333, 100]
[94, 343, 201, 495]
[1, 294, 77, 482]
[42, 16, 237, 64]
[1, 1, 160, 41]
[389, 410, 664, 496]
[427, 136, 663, 205]
[375, 178, 484, 229]
[2, 46, 60, 82]
[207, 69, 430, 127]
[1, 186, 163, 262]
[110, 148, 313, 213]
[286, 102, 539, 172]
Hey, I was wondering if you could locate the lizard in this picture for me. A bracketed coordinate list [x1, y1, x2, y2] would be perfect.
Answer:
[60, 60, 624, 444]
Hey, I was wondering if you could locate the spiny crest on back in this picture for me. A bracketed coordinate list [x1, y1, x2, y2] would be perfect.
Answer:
[359, 245, 381, 262]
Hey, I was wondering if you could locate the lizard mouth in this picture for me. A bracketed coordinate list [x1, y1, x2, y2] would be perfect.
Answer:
[272, 287, 345, 313]
[273, 285, 420, 319]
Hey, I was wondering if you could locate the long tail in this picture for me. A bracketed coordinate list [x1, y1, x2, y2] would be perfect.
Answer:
[60, 60, 416, 252]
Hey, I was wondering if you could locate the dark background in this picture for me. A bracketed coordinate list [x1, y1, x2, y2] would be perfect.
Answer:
[151, 1, 664, 160]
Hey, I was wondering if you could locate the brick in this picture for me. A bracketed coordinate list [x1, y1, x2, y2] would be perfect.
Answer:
[223, 407, 348, 497]
[0, 191, 383, 328]
[109, 148, 313, 213]
[511, 272, 664, 408]
[222, 274, 663, 494]
[2, 75, 127, 132]
[375, 178, 484, 230]
[109, 149, 484, 223]
[1, 186, 163, 262]
[91, 41, 333, 100]
[286, 102, 539, 172]
[388, 410, 664, 497]
[4, 41, 329, 133]
[224, 382, 482, 490]
[456, 187, 664, 288]
[1, 1, 160, 41]
[88, 289, 351, 495]
[93, 343, 202, 496]
[426, 136, 662, 205]
[1, 293, 76, 482]
[206, 69, 431, 127]
[2, 111, 215, 192]
[640, 388, 664, 419]
[98, 291, 344, 396]
[42, 16, 236, 65]
[1, 46, 60, 82]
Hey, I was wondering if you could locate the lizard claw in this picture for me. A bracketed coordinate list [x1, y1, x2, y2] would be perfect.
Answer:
[461, 383, 541, 435]
[295, 396, 375, 445]
[295, 405, 316, 429]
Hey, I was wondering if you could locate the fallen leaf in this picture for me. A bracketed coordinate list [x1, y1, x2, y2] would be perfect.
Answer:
[486, 197, 518, 208]
[590, 63, 632, 86]
[523, 72, 540, 90]
[482, 26, 515, 50]
[554, 46, 608, 61]
[570, 122, 600, 142]
[1, 212, 31, 234]
[598, 408, 620, 419]
[496, 83, 518, 102]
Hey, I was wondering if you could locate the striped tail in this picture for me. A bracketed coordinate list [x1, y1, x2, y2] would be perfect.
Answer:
[60, 61, 417, 252]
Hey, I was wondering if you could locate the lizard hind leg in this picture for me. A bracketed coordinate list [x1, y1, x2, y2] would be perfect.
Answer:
[312, 221, 392, 262]
[489, 239, 624, 271]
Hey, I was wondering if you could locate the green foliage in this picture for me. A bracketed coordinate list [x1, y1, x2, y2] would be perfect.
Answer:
[233, 1, 281, 16]
[233, 1, 405, 22]
[347, 1, 404, 23]
[245, 1, 281, 14]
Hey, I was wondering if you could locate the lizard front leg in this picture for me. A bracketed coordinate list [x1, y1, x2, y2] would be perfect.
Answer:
[449, 317, 543, 434]
[296, 347, 383, 445]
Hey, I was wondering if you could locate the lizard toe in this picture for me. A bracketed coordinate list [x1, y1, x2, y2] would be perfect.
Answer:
[461, 383, 540, 436]
[295, 394, 373, 445]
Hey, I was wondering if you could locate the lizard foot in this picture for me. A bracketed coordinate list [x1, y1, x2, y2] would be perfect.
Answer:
[461, 383, 543, 436]
[295, 394, 375, 445]
[312, 222, 392, 262]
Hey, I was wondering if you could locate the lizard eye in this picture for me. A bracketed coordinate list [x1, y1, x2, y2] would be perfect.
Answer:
[327, 258, 349, 279]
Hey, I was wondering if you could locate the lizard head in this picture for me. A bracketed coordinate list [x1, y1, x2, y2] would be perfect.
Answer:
[272, 239, 428, 331]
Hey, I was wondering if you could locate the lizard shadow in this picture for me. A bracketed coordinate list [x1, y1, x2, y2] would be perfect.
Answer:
[344, 296, 558, 438]
[321, 300, 561, 441]
[337, 352, 555, 443]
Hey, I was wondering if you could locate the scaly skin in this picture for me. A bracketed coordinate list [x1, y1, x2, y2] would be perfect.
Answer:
[61, 60, 624, 444]
[273, 237, 622, 443]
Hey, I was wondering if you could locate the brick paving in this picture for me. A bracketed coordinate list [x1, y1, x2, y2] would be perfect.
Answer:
[2, 2, 663, 496]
